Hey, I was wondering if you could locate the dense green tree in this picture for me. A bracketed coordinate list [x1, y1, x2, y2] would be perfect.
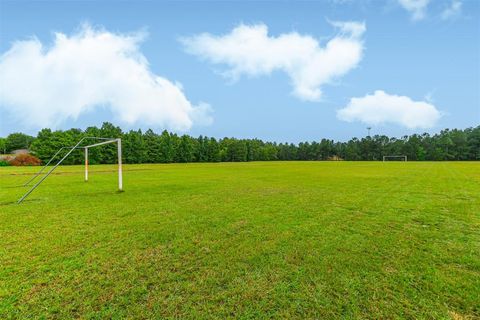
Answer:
[6, 123, 480, 164]
[221, 138, 247, 162]
[123, 130, 147, 164]
[0, 137, 6, 154]
[5, 132, 35, 153]
[262, 142, 278, 161]
[158, 130, 175, 163]
[98, 123, 123, 164]
[176, 135, 194, 163]
[277, 143, 297, 160]
[206, 137, 221, 162]
[449, 129, 469, 160]
[30, 129, 54, 161]
[466, 127, 480, 160]
[194, 136, 208, 162]
[143, 129, 161, 163]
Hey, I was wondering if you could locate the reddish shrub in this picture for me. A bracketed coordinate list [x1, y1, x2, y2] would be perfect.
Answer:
[8, 154, 42, 166]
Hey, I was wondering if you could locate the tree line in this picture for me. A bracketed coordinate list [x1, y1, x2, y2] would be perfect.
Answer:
[0, 122, 479, 164]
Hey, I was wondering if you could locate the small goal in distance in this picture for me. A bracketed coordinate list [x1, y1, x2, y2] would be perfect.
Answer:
[383, 155, 407, 162]
[18, 137, 122, 204]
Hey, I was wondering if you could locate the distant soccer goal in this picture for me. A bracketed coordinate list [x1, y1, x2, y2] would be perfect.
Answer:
[18, 137, 122, 204]
[383, 155, 407, 162]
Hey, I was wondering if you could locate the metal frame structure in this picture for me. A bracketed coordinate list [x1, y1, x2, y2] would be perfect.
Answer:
[382, 155, 407, 162]
[18, 137, 122, 204]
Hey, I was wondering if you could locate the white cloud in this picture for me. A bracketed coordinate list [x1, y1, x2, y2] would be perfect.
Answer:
[441, 0, 462, 20]
[398, 0, 430, 20]
[0, 24, 212, 132]
[337, 90, 441, 129]
[181, 21, 365, 102]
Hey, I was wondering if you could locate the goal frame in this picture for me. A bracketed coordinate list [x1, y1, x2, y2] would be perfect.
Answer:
[83, 138, 122, 191]
[382, 155, 407, 162]
[18, 137, 122, 204]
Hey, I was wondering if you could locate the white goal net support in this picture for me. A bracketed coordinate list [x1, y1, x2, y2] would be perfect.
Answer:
[18, 137, 122, 204]
[383, 155, 407, 162]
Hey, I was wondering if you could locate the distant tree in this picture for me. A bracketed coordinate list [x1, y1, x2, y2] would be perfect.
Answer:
[221, 138, 247, 162]
[158, 130, 175, 163]
[123, 130, 147, 164]
[8, 124, 480, 164]
[98, 122, 123, 164]
[176, 135, 194, 162]
[30, 129, 57, 162]
[195, 136, 209, 162]
[84, 126, 103, 164]
[297, 142, 310, 160]
[0, 137, 7, 154]
[5, 132, 34, 153]
[246, 139, 263, 161]
[278, 143, 296, 160]
[263, 142, 278, 161]
[63, 128, 85, 164]
[344, 139, 361, 160]
[144, 129, 161, 163]
[319, 139, 334, 160]
[466, 126, 480, 160]
[206, 137, 221, 162]
[449, 129, 469, 160]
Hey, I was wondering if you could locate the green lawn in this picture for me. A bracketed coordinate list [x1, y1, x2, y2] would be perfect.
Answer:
[0, 162, 479, 319]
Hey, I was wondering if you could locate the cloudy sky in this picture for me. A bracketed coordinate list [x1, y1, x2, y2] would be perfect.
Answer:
[0, 0, 478, 142]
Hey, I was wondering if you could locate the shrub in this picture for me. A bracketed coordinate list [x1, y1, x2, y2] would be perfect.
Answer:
[0, 160, 10, 166]
[8, 154, 42, 166]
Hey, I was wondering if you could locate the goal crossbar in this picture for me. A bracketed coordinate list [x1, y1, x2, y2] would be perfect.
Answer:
[383, 155, 407, 162]
[18, 137, 122, 204]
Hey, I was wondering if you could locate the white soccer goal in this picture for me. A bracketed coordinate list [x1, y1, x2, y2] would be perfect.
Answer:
[18, 137, 122, 204]
[83, 138, 122, 190]
[383, 155, 407, 162]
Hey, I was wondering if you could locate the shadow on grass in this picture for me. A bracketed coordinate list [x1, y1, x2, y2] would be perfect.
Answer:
[3, 185, 28, 188]
[0, 198, 43, 206]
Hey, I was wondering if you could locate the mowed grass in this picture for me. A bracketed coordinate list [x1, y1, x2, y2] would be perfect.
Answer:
[0, 162, 479, 319]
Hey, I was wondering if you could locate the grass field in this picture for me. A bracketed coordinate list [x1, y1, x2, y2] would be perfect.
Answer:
[0, 162, 479, 319]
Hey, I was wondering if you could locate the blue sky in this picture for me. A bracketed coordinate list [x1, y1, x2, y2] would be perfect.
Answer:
[0, 0, 479, 142]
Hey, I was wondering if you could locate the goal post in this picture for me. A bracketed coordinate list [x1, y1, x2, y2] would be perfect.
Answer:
[83, 138, 122, 191]
[19, 137, 123, 204]
[383, 155, 407, 162]
[118, 138, 123, 191]
[85, 147, 88, 182]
